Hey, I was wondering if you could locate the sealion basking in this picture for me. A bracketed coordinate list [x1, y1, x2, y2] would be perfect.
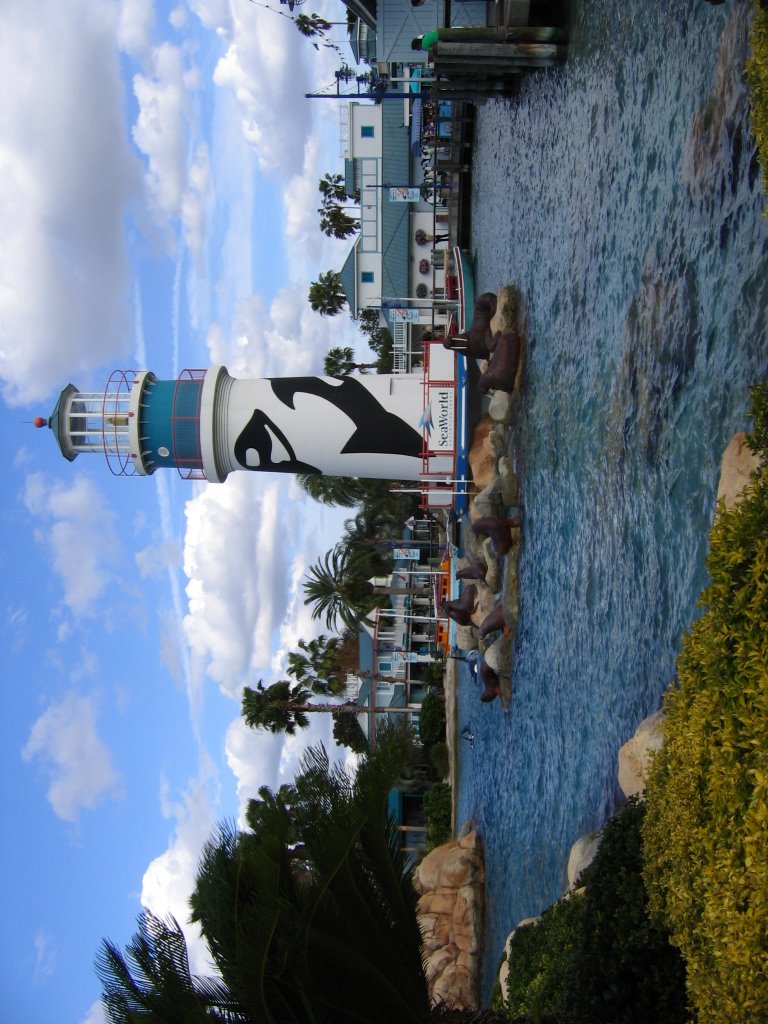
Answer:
[444, 292, 500, 359]
[479, 659, 503, 702]
[477, 327, 522, 395]
[471, 514, 521, 557]
[439, 584, 478, 627]
[456, 559, 488, 581]
[478, 601, 509, 640]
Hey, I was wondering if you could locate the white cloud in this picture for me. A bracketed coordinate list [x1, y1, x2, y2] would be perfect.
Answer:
[135, 537, 183, 580]
[0, 0, 138, 405]
[118, 0, 155, 57]
[212, 1, 316, 177]
[23, 473, 121, 618]
[182, 475, 288, 695]
[81, 1001, 107, 1024]
[140, 765, 219, 975]
[132, 43, 190, 227]
[22, 691, 122, 822]
[33, 928, 58, 980]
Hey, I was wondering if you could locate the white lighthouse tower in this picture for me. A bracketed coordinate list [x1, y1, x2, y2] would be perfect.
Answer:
[37, 349, 468, 505]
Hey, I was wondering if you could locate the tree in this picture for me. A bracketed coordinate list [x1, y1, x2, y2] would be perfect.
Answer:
[303, 543, 381, 631]
[308, 270, 346, 316]
[332, 706, 369, 753]
[241, 680, 314, 734]
[95, 910, 236, 1023]
[318, 172, 348, 203]
[294, 11, 333, 36]
[318, 205, 359, 240]
[286, 632, 358, 696]
[323, 345, 378, 376]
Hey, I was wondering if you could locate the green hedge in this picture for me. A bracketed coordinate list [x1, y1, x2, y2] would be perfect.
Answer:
[643, 379, 768, 1023]
[423, 782, 452, 850]
[496, 798, 686, 1023]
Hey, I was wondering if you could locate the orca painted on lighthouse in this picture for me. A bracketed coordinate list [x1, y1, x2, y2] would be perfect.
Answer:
[37, 358, 461, 492]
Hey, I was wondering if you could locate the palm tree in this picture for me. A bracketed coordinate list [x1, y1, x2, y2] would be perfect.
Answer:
[294, 11, 333, 36]
[303, 543, 380, 631]
[190, 729, 429, 1024]
[323, 346, 378, 376]
[241, 680, 315, 734]
[308, 270, 346, 316]
[95, 910, 235, 1023]
[295, 471, 366, 507]
[318, 206, 359, 239]
[286, 633, 358, 695]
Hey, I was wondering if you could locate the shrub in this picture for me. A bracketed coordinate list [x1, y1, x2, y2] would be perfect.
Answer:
[643, 379, 768, 1023]
[423, 782, 452, 849]
[567, 798, 687, 1024]
[746, 1, 768, 204]
[430, 740, 450, 780]
[418, 690, 447, 748]
[498, 894, 584, 1022]
[496, 798, 687, 1024]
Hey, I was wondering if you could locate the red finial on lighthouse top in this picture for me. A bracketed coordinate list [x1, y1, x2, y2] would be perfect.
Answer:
[34, 416, 47, 428]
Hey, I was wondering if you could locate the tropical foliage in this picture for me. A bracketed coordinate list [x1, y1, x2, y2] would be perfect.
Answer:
[642, 378, 768, 1024]
[308, 270, 346, 316]
[302, 541, 382, 631]
[495, 798, 687, 1024]
[286, 632, 358, 696]
[745, 0, 768, 202]
[323, 345, 377, 376]
[423, 782, 452, 850]
[97, 728, 430, 1024]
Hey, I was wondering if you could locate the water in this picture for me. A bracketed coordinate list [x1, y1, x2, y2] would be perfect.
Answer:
[456, 0, 768, 999]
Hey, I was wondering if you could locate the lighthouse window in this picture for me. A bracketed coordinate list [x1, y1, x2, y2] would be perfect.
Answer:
[361, 271, 374, 283]
[360, 125, 374, 139]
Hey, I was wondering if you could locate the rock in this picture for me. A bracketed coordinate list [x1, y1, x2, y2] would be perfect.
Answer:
[454, 624, 478, 651]
[618, 710, 666, 797]
[717, 432, 761, 509]
[489, 389, 514, 424]
[415, 828, 483, 1010]
[567, 830, 602, 889]
[468, 415, 497, 491]
[490, 285, 518, 335]
[498, 455, 520, 507]
[499, 918, 540, 1005]
[471, 479, 505, 519]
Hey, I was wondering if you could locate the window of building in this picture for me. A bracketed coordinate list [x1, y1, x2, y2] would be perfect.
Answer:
[361, 125, 374, 139]
[361, 271, 374, 283]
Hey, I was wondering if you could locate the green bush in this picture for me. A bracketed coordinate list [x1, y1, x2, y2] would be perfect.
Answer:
[568, 798, 687, 1024]
[496, 799, 687, 1024]
[497, 894, 584, 1022]
[423, 782, 452, 849]
[643, 379, 768, 1023]
[418, 691, 447, 748]
[746, 1, 768, 204]
[429, 740, 450, 780]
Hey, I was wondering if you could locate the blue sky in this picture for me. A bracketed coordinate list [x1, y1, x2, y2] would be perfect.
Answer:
[0, 1, 366, 1020]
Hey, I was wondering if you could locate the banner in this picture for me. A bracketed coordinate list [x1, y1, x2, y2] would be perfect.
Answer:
[391, 547, 421, 560]
[390, 308, 421, 322]
[388, 186, 421, 202]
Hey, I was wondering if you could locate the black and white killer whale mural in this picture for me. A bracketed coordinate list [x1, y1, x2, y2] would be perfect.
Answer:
[233, 376, 424, 475]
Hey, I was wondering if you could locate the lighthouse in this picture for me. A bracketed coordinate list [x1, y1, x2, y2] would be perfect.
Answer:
[37, 353, 465, 500]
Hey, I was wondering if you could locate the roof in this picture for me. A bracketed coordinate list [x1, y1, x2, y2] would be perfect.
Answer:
[379, 102, 410, 305]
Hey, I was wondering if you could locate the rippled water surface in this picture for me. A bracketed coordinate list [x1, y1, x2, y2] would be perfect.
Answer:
[456, 0, 768, 998]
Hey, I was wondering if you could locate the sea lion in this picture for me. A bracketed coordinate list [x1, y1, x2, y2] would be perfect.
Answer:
[471, 515, 521, 557]
[479, 659, 503, 702]
[439, 584, 478, 627]
[478, 601, 508, 640]
[444, 292, 500, 359]
[477, 328, 522, 394]
[456, 560, 488, 581]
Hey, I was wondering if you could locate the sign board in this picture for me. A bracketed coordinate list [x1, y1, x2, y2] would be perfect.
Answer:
[426, 385, 455, 451]
[391, 547, 421, 560]
[388, 186, 422, 203]
[390, 308, 421, 322]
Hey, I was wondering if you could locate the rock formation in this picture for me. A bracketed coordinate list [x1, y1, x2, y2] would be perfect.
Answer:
[617, 709, 666, 797]
[414, 825, 484, 1010]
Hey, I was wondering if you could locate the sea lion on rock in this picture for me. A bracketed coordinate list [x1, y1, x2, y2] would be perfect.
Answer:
[477, 328, 522, 395]
[439, 584, 478, 627]
[444, 292, 500, 359]
[479, 659, 503, 702]
[478, 601, 508, 640]
[471, 515, 521, 557]
[456, 560, 488, 581]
